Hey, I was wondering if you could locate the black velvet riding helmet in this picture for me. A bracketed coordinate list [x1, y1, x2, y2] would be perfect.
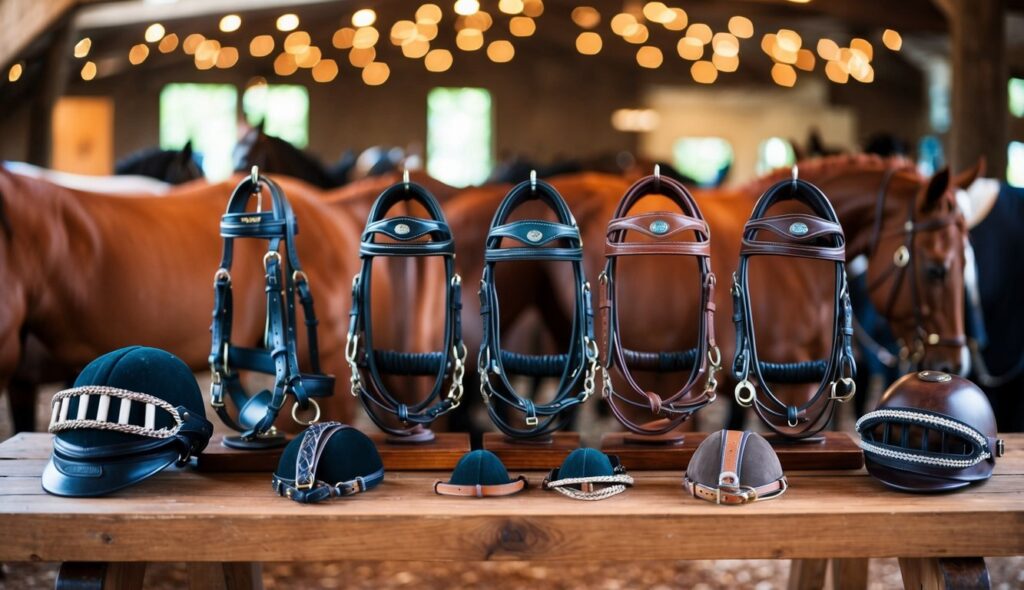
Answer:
[434, 450, 527, 497]
[42, 346, 214, 497]
[272, 422, 385, 503]
[543, 448, 633, 500]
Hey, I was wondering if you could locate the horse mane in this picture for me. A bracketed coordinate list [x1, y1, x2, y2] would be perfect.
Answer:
[738, 153, 920, 194]
[0, 186, 11, 240]
[115, 147, 176, 175]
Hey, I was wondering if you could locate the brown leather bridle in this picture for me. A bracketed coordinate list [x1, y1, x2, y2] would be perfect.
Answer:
[865, 166, 966, 369]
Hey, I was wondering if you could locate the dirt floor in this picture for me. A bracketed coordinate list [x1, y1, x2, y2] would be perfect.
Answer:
[2, 380, 1022, 589]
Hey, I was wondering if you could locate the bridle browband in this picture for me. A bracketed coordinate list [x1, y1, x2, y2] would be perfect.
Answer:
[345, 180, 465, 436]
[599, 174, 720, 435]
[478, 177, 598, 439]
[731, 178, 856, 437]
[864, 166, 966, 368]
[209, 172, 334, 439]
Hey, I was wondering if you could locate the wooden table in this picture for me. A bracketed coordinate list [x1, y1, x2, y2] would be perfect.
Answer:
[1, 433, 1020, 589]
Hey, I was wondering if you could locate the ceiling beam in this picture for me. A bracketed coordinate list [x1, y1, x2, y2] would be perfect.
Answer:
[0, 0, 80, 69]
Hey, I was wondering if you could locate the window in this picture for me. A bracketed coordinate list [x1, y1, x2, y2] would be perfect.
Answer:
[242, 84, 309, 148]
[917, 135, 945, 177]
[1010, 78, 1024, 118]
[672, 137, 733, 187]
[1009, 142, 1024, 188]
[427, 87, 492, 187]
[159, 83, 237, 180]
[756, 137, 796, 175]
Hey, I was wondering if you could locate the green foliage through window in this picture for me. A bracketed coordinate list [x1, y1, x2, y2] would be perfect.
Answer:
[427, 87, 492, 187]
[243, 84, 309, 148]
[159, 83, 237, 181]
[757, 137, 796, 175]
[1009, 141, 1024, 188]
[672, 137, 734, 186]
[1010, 78, 1024, 118]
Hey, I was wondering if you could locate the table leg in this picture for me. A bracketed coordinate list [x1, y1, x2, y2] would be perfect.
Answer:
[831, 558, 869, 590]
[56, 562, 146, 590]
[787, 559, 828, 590]
[898, 557, 990, 590]
[187, 562, 263, 590]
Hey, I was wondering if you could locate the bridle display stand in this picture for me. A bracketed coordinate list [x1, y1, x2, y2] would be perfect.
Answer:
[478, 172, 593, 470]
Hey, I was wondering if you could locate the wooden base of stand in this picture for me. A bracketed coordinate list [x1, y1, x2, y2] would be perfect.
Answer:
[601, 431, 864, 471]
[196, 432, 471, 473]
[482, 432, 580, 470]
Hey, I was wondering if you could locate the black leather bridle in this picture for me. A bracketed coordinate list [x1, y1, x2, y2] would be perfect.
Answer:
[345, 180, 465, 437]
[865, 166, 966, 368]
[477, 178, 598, 439]
[209, 171, 334, 440]
[731, 178, 856, 438]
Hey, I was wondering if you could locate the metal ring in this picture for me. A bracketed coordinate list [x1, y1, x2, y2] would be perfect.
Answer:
[292, 270, 309, 284]
[734, 380, 755, 407]
[830, 378, 857, 402]
[451, 273, 462, 287]
[893, 245, 910, 268]
[707, 346, 721, 368]
[291, 398, 321, 426]
[263, 250, 282, 270]
[213, 268, 231, 285]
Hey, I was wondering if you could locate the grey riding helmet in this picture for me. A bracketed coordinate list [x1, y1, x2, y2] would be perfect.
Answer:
[42, 346, 213, 497]
[683, 430, 788, 505]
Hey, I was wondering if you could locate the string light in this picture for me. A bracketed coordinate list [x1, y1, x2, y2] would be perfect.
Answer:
[219, 14, 241, 33]
[711, 33, 739, 58]
[487, 40, 514, 62]
[250, 35, 275, 56]
[216, 47, 239, 68]
[295, 46, 322, 68]
[333, 28, 356, 49]
[391, 20, 417, 44]
[686, 23, 712, 44]
[183, 34, 205, 55]
[353, 27, 380, 48]
[81, 61, 97, 80]
[522, 0, 544, 17]
[624, 24, 649, 44]
[795, 48, 815, 71]
[816, 38, 838, 60]
[284, 31, 311, 54]
[571, 6, 600, 29]
[362, 61, 390, 85]
[144, 23, 165, 43]
[352, 8, 377, 27]
[498, 0, 524, 15]
[8, 62, 23, 82]
[636, 45, 663, 68]
[454, 0, 479, 16]
[158, 33, 179, 53]
[510, 16, 535, 37]
[690, 60, 717, 84]
[402, 39, 430, 58]
[825, 59, 849, 83]
[576, 31, 602, 55]
[728, 16, 753, 39]
[129, 44, 150, 65]
[712, 53, 738, 72]
[74, 38, 92, 58]
[424, 48, 453, 71]
[642, 2, 673, 24]
[610, 13, 636, 36]
[312, 59, 339, 82]
[464, 12, 492, 31]
[276, 14, 299, 32]
[418, 21, 440, 40]
[663, 8, 687, 31]
[771, 63, 796, 87]
[850, 37, 873, 60]
[350, 47, 376, 67]
[882, 29, 902, 51]
[274, 53, 298, 76]
[677, 37, 703, 60]
[456, 28, 484, 51]
[416, 4, 443, 24]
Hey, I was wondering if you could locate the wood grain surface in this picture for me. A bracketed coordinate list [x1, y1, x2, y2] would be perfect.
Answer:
[1, 433, 1020, 564]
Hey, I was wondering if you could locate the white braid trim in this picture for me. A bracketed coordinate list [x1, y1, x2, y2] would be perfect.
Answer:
[545, 474, 634, 501]
[858, 439, 991, 469]
[49, 386, 183, 439]
[856, 409, 989, 447]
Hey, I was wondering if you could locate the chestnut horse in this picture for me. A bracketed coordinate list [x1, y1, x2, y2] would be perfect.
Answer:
[0, 169, 377, 432]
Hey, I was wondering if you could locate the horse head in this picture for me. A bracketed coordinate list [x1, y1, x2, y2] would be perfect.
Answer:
[233, 122, 335, 188]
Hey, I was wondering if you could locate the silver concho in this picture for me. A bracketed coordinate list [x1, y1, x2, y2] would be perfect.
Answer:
[649, 220, 670, 235]
[917, 370, 952, 383]
[394, 223, 411, 236]
[789, 222, 809, 236]
[526, 230, 543, 242]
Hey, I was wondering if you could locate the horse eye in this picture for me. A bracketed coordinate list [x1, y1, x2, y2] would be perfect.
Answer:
[925, 262, 947, 282]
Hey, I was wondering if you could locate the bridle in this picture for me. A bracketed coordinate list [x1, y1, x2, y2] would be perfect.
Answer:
[731, 177, 856, 438]
[865, 166, 966, 368]
[345, 179, 465, 437]
[599, 173, 720, 435]
[209, 170, 334, 440]
[477, 176, 598, 439]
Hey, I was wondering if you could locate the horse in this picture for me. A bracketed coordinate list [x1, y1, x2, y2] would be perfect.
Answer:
[2, 161, 178, 196]
[0, 168, 377, 433]
[233, 124, 336, 189]
[115, 140, 204, 185]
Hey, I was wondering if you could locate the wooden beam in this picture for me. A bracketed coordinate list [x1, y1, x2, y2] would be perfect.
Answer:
[27, 20, 74, 166]
[948, 0, 1009, 175]
[0, 0, 78, 70]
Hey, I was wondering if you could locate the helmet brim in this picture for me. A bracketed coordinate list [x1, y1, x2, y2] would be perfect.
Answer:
[42, 448, 180, 497]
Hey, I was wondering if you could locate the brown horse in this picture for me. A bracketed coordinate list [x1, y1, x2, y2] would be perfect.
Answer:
[0, 169, 374, 432]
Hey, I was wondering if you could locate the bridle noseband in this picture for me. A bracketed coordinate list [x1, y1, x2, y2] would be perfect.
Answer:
[600, 174, 720, 435]
[478, 178, 597, 439]
[865, 167, 966, 368]
[346, 180, 465, 436]
[209, 171, 334, 439]
[731, 178, 856, 437]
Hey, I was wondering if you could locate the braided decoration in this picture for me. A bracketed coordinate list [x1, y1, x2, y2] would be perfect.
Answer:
[544, 474, 634, 501]
[49, 386, 183, 439]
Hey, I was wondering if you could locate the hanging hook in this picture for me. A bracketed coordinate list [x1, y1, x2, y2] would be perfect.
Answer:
[403, 168, 410, 191]
[791, 164, 799, 187]
[530, 169, 537, 193]
[251, 165, 263, 213]
[654, 163, 661, 191]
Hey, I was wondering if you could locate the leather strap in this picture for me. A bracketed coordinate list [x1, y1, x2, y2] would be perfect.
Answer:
[346, 181, 465, 436]
[684, 430, 787, 504]
[209, 174, 334, 439]
[271, 422, 384, 504]
[434, 475, 528, 497]
[478, 178, 597, 439]
[730, 178, 856, 438]
[601, 174, 719, 436]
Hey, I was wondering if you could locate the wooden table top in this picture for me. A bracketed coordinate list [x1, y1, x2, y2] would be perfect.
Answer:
[1, 432, 1021, 563]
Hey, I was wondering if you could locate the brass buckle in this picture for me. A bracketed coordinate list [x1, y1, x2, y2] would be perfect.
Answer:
[830, 377, 857, 402]
[291, 398, 321, 425]
[525, 415, 539, 426]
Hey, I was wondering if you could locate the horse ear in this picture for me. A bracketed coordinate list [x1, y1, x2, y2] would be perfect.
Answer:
[923, 166, 951, 211]
[952, 157, 986, 190]
[256, 118, 266, 133]
[181, 140, 193, 158]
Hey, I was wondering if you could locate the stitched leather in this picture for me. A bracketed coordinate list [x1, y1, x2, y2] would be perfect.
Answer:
[272, 422, 385, 503]
[434, 476, 528, 497]
[730, 178, 855, 438]
[478, 178, 596, 439]
[601, 175, 718, 436]
[209, 175, 334, 439]
[347, 181, 464, 436]
[683, 430, 787, 504]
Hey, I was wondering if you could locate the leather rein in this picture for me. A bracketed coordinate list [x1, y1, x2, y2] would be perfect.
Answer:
[731, 178, 857, 437]
[477, 178, 598, 439]
[599, 174, 720, 435]
[345, 180, 465, 437]
[209, 173, 334, 439]
[865, 166, 966, 368]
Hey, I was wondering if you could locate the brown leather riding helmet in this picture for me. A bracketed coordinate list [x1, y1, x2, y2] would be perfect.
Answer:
[683, 430, 788, 504]
[856, 371, 1004, 493]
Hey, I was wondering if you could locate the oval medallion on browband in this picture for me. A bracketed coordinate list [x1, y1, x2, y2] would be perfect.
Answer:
[346, 180, 465, 439]
[600, 174, 720, 436]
